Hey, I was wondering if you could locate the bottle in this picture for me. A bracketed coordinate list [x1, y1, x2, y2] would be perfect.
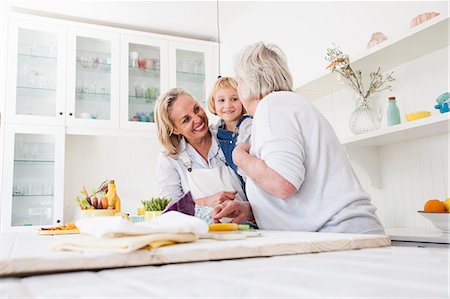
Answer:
[105, 180, 121, 211]
[387, 96, 401, 126]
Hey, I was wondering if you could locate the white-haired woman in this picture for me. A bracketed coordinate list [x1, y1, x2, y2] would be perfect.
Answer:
[213, 41, 384, 234]
[154, 88, 247, 222]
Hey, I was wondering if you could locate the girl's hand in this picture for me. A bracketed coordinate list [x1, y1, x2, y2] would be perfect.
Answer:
[232, 143, 250, 168]
[212, 200, 254, 224]
[195, 191, 237, 207]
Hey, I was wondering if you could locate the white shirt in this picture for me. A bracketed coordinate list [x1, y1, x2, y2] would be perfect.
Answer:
[247, 91, 383, 233]
[156, 129, 225, 201]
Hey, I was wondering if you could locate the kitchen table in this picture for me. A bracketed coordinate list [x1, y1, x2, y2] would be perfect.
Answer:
[0, 231, 448, 298]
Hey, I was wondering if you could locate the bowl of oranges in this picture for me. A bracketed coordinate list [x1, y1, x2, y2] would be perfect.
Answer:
[418, 198, 450, 233]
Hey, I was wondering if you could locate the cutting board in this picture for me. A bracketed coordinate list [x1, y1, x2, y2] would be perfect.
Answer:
[37, 229, 80, 235]
[0, 230, 390, 276]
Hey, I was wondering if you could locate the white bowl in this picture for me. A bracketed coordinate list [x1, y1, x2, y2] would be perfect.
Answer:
[418, 211, 450, 233]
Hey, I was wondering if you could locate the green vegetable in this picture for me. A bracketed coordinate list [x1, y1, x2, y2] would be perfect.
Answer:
[76, 196, 92, 210]
[141, 197, 172, 211]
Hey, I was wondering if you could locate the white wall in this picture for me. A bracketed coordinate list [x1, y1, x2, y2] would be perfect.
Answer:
[219, 1, 448, 88]
[64, 135, 162, 221]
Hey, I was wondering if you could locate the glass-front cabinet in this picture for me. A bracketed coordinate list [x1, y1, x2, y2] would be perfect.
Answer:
[120, 35, 168, 129]
[66, 27, 120, 128]
[169, 41, 215, 108]
[1, 125, 65, 231]
[5, 17, 66, 125]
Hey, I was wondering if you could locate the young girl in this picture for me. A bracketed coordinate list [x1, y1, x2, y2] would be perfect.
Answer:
[207, 76, 252, 188]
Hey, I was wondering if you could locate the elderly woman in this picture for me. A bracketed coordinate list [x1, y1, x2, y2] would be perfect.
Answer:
[154, 88, 246, 221]
[213, 42, 384, 234]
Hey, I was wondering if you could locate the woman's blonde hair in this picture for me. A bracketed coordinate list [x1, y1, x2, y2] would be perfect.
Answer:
[154, 87, 193, 157]
[234, 41, 293, 101]
[207, 76, 245, 115]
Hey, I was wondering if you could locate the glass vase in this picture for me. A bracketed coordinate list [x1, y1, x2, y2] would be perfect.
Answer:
[349, 94, 382, 135]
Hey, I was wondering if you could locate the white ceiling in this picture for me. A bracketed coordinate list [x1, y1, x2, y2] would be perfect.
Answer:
[7, 1, 228, 41]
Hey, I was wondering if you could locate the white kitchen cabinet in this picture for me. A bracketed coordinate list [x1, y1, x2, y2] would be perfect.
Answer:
[295, 16, 449, 236]
[66, 26, 120, 129]
[5, 16, 67, 126]
[119, 34, 169, 130]
[1, 12, 217, 228]
[1, 124, 65, 231]
[169, 41, 216, 107]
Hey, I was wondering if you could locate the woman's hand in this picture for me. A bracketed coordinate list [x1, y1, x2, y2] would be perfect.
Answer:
[212, 200, 254, 224]
[194, 191, 238, 208]
[232, 144, 250, 168]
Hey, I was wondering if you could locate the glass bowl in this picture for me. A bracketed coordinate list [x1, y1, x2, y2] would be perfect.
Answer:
[418, 211, 450, 233]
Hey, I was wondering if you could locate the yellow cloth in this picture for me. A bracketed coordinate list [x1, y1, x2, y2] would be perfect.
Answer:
[53, 233, 197, 253]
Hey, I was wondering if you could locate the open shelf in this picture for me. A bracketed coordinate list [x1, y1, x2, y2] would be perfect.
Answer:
[341, 113, 449, 147]
[295, 16, 449, 101]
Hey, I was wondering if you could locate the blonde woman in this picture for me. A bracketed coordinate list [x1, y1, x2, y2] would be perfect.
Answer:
[213, 41, 384, 235]
[154, 88, 247, 223]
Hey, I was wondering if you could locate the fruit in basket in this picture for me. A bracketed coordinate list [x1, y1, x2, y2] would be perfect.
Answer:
[423, 199, 446, 212]
[106, 180, 121, 211]
[444, 198, 450, 212]
[76, 179, 121, 211]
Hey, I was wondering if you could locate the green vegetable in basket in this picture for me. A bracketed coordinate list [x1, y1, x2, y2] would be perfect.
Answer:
[141, 197, 172, 211]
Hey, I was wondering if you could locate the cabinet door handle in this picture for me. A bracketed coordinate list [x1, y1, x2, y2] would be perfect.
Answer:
[69, 112, 73, 116]
[56, 219, 61, 223]
[59, 112, 63, 116]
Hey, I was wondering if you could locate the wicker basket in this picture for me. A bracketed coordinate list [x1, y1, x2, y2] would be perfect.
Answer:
[80, 209, 119, 217]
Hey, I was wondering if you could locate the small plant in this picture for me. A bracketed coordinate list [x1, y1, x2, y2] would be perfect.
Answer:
[141, 197, 172, 211]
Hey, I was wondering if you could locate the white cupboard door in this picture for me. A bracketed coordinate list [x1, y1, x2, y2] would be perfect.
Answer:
[120, 35, 168, 130]
[66, 27, 120, 129]
[169, 41, 216, 108]
[1, 124, 65, 232]
[5, 17, 67, 126]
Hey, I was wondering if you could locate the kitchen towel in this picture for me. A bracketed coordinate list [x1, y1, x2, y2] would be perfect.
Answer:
[53, 233, 197, 253]
[75, 211, 208, 237]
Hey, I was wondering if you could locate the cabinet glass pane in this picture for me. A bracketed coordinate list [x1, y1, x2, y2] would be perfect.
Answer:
[16, 28, 57, 117]
[75, 36, 111, 120]
[176, 49, 205, 105]
[128, 43, 161, 123]
[12, 133, 55, 227]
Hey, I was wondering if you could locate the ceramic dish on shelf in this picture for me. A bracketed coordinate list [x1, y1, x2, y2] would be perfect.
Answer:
[417, 211, 450, 233]
[405, 111, 431, 122]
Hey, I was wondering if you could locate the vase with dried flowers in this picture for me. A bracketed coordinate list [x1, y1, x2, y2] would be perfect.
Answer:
[325, 44, 395, 135]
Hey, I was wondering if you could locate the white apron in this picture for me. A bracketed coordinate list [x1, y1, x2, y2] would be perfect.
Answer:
[179, 149, 246, 223]
[179, 149, 246, 202]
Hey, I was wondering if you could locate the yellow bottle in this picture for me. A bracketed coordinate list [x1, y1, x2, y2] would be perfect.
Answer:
[106, 180, 121, 211]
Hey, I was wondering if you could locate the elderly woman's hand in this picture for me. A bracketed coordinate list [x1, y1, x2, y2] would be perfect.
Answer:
[212, 200, 254, 224]
[195, 191, 238, 208]
[232, 143, 250, 168]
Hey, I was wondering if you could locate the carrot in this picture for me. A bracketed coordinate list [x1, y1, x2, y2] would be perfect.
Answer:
[101, 192, 108, 209]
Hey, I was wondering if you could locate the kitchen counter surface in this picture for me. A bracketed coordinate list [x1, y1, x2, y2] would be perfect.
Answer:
[1, 242, 448, 298]
[386, 227, 450, 244]
[1, 230, 389, 276]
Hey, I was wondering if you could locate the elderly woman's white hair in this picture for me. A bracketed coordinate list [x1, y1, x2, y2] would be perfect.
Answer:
[234, 41, 293, 101]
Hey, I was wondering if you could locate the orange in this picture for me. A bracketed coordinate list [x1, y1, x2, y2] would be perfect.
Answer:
[444, 198, 450, 212]
[423, 199, 446, 212]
